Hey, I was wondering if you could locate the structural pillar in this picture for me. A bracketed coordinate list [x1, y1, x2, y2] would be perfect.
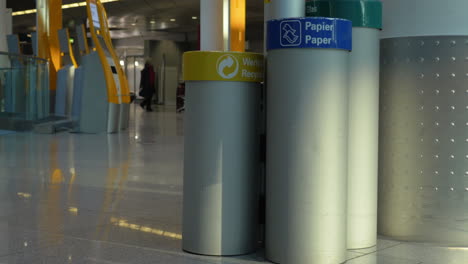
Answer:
[200, 0, 246, 52]
[0, 0, 12, 53]
[230, 0, 245, 52]
[0, 0, 11, 111]
[268, 0, 304, 20]
[37, 0, 62, 92]
[200, 0, 226, 51]
[263, 1, 272, 55]
[0, 0, 5, 53]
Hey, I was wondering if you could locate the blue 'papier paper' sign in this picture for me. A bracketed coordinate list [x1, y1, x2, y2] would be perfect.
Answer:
[267, 17, 352, 51]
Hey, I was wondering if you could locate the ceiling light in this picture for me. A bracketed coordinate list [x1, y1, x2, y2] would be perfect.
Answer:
[135, 61, 139, 67]
[17, 192, 32, 198]
[12, 0, 119, 16]
[192, 16, 198, 20]
[150, 20, 156, 24]
[131, 23, 136, 26]
[170, 18, 176, 22]
[68, 207, 79, 215]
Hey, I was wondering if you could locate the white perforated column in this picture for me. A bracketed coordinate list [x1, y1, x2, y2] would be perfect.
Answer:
[379, 0, 468, 246]
[381, 0, 468, 38]
[379, 36, 468, 246]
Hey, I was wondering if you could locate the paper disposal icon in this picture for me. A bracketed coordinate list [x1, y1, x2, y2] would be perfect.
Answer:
[280, 20, 302, 47]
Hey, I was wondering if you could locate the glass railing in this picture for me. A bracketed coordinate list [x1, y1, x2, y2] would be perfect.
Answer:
[0, 51, 50, 122]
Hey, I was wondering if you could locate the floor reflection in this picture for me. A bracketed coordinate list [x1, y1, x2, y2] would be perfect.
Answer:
[0, 106, 465, 263]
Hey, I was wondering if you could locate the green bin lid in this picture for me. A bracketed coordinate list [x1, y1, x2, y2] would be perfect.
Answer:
[306, 0, 382, 29]
[305, 0, 334, 17]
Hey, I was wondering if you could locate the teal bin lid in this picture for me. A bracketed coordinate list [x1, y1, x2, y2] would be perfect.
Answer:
[306, 0, 383, 29]
[305, 0, 334, 17]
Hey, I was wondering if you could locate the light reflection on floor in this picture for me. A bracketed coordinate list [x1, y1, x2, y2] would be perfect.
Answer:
[0, 105, 465, 263]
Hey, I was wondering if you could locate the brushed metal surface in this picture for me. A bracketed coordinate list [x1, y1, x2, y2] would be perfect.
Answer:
[119, 103, 130, 131]
[183, 81, 261, 256]
[108, 103, 120, 134]
[379, 36, 468, 246]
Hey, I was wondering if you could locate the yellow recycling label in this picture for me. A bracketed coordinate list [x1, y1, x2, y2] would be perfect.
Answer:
[183, 51, 264, 83]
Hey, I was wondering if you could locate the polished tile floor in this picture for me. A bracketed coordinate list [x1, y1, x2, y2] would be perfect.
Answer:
[0, 106, 466, 263]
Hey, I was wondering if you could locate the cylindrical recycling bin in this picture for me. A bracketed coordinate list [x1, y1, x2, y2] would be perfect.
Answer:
[182, 51, 264, 256]
[308, 0, 382, 250]
[336, 0, 382, 250]
[266, 17, 352, 264]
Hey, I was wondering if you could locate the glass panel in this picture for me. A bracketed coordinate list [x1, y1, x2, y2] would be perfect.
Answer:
[0, 51, 50, 127]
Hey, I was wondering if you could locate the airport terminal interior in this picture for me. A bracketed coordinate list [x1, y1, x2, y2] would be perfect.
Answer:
[0, 0, 467, 263]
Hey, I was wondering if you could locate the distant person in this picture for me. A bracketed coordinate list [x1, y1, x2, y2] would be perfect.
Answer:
[139, 62, 156, 112]
[176, 82, 185, 113]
